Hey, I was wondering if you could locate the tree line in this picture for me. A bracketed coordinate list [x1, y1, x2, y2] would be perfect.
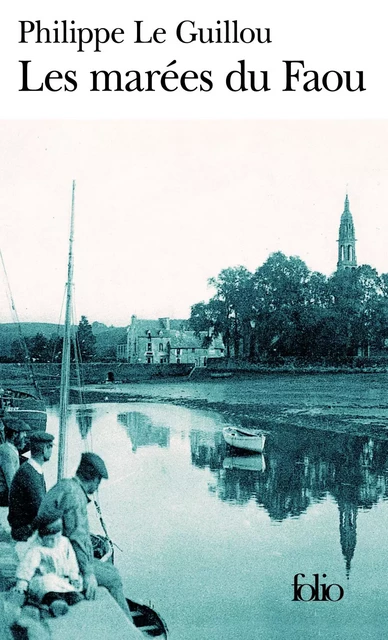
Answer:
[189, 252, 388, 364]
[7, 316, 97, 363]
[5, 254, 388, 366]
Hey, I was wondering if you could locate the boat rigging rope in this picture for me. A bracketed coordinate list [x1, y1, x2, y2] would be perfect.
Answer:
[0, 248, 41, 398]
[72, 295, 89, 408]
[70, 304, 116, 551]
[50, 286, 66, 365]
[73, 335, 85, 407]
[55, 185, 113, 553]
[94, 496, 122, 559]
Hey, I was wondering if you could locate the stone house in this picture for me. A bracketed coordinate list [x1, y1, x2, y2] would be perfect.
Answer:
[117, 316, 225, 366]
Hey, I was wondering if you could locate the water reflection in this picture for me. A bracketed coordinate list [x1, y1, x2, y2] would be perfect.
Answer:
[100, 405, 388, 579]
[48, 401, 388, 639]
[76, 407, 94, 440]
[117, 411, 170, 451]
[189, 430, 224, 470]
[190, 425, 388, 577]
[223, 454, 266, 472]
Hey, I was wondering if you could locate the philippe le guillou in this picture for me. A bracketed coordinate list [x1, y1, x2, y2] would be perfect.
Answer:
[18, 19, 365, 93]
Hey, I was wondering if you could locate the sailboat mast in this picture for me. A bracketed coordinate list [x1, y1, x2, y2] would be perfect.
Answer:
[57, 180, 76, 481]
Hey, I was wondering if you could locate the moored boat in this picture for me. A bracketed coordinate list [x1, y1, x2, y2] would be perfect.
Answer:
[91, 535, 167, 637]
[126, 599, 168, 639]
[1, 181, 169, 639]
[222, 426, 266, 453]
[0, 250, 48, 435]
[0, 387, 47, 433]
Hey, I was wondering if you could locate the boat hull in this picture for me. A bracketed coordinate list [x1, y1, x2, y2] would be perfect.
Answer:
[223, 427, 266, 453]
[91, 534, 168, 638]
[126, 598, 168, 639]
[0, 388, 47, 432]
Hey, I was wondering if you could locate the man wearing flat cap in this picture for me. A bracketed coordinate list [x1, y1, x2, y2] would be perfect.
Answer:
[37, 452, 130, 618]
[8, 431, 54, 541]
[0, 417, 31, 507]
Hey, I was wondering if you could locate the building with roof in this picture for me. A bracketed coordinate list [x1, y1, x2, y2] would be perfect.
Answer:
[116, 316, 225, 365]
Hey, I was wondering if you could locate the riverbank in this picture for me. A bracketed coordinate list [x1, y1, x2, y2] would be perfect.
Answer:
[2, 360, 388, 392]
[66, 373, 388, 442]
[3, 361, 388, 440]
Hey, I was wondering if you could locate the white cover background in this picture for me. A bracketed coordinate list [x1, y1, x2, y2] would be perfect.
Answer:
[0, 0, 386, 119]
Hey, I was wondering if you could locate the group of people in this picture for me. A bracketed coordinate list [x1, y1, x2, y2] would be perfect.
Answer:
[0, 415, 130, 632]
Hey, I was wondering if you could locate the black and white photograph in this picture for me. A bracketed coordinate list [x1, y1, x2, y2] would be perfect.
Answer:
[1, 119, 388, 639]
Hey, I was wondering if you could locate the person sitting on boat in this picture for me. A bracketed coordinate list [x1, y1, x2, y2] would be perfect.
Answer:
[37, 452, 131, 619]
[0, 417, 31, 507]
[8, 432, 55, 541]
[13, 506, 83, 617]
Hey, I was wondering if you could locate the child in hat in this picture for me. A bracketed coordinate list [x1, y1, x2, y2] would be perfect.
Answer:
[14, 506, 83, 617]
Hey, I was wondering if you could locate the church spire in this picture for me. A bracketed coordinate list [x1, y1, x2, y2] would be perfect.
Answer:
[337, 194, 357, 270]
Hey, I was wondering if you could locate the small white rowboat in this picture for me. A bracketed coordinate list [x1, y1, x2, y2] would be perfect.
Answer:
[222, 427, 266, 453]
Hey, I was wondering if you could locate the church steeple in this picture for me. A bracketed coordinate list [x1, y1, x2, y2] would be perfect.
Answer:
[337, 194, 357, 270]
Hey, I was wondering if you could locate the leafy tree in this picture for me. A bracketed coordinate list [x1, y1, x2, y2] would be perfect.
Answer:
[10, 339, 26, 363]
[208, 266, 254, 358]
[252, 253, 311, 359]
[328, 266, 383, 357]
[189, 298, 229, 350]
[9, 332, 64, 363]
[76, 316, 97, 362]
[28, 332, 49, 362]
[294, 272, 331, 361]
[189, 302, 215, 336]
[377, 273, 388, 348]
[190, 252, 388, 365]
[47, 335, 63, 363]
[98, 346, 117, 362]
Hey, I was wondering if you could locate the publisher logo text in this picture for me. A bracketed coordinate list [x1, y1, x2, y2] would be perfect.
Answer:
[292, 573, 344, 602]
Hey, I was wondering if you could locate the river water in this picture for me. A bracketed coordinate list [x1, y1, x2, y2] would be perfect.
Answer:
[44, 379, 388, 640]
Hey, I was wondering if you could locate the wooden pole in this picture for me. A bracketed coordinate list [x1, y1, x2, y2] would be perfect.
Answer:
[57, 180, 76, 481]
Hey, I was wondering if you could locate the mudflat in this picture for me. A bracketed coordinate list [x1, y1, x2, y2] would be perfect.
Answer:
[81, 372, 388, 440]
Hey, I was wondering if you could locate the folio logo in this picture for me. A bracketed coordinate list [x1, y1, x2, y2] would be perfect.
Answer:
[292, 573, 344, 602]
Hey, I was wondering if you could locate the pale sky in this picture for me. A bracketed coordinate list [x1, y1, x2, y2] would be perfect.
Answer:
[0, 120, 387, 326]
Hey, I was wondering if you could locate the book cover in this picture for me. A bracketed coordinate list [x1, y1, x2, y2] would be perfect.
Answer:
[1, 2, 387, 639]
